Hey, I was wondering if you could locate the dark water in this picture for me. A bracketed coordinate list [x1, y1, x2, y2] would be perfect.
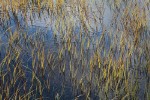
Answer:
[0, 10, 94, 99]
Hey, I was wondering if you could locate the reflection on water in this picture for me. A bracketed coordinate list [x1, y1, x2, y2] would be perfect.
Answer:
[0, 0, 150, 99]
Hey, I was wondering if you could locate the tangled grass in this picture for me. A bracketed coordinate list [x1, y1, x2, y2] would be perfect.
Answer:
[0, 0, 150, 99]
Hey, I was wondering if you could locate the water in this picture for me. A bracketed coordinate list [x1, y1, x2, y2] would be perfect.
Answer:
[0, 0, 150, 99]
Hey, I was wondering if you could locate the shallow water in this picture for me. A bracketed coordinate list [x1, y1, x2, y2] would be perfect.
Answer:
[0, 0, 150, 99]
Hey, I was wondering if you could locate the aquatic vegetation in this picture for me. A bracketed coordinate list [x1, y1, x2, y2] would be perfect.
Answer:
[0, 0, 150, 99]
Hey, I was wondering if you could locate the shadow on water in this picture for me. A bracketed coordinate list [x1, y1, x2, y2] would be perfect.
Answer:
[0, 9, 90, 99]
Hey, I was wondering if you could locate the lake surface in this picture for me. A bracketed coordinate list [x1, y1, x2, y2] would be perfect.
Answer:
[0, 0, 150, 99]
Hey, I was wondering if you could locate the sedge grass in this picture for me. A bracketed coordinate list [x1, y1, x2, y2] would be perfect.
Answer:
[0, 0, 150, 99]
